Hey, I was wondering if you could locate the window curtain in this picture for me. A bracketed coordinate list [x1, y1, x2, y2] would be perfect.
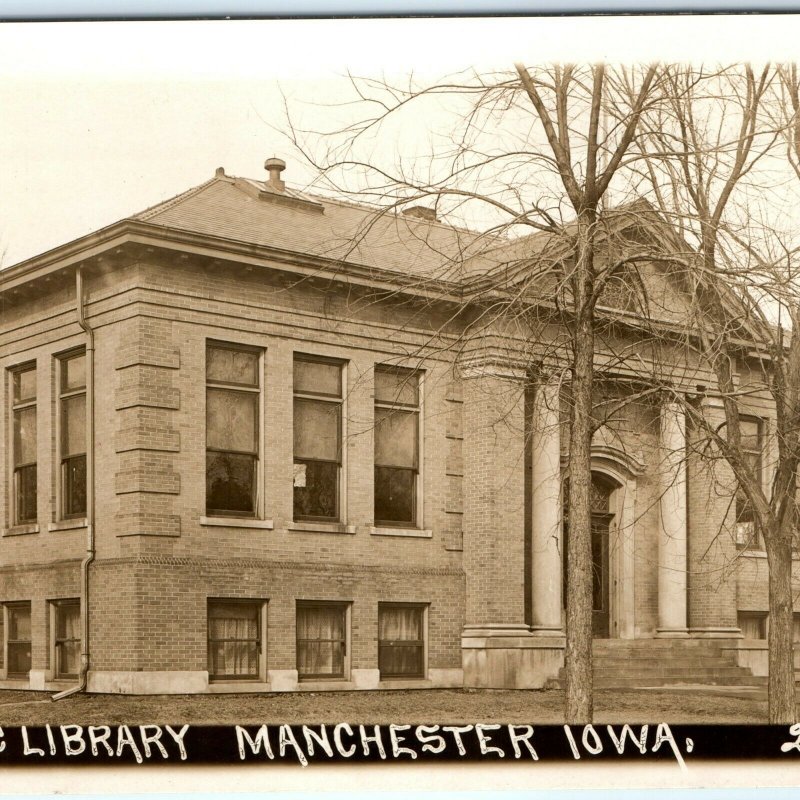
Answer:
[379, 607, 423, 677]
[209, 605, 259, 677]
[297, 606, 344, 677]
[57, 605, 81, 676]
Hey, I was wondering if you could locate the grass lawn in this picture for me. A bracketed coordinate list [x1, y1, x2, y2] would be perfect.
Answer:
[0, 687, 776, 726]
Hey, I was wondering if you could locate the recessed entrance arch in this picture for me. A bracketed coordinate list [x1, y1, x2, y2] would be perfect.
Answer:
[562, 434, 643, 640]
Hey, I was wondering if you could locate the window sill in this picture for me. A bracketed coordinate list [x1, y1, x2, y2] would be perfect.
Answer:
[2, 523, 39, 537]
[48, 519, 87, 532]
[370, 526, 432, 539]
[200, 516, 274, 530]
[288, 521, 356, 535]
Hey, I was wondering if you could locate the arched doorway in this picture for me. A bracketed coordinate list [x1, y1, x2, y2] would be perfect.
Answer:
[563, 473, 620, 639]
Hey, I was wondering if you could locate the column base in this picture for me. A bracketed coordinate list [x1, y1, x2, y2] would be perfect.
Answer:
[655, 627, 690, 638]
[530, 624, 565, 636]
[689, 627, 743, 639]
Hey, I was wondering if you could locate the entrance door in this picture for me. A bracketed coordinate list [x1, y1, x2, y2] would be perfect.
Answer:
[591, 511, 612, 638]
[589, 477, 614, 638]
[562, 475, 615, 638]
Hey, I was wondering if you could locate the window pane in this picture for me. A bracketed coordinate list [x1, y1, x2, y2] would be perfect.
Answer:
[13, 368, 36, 403]
[375, 368, 418, 406]
[379, 606, 422, 640]
[58, 641, 81, 678]
[375, 466, 415, 525]
[207, 347, 258, 386]
[740, 419, 761, 450]
[293, 460, 338, 519]
[294, 359, 341, 397]
[8, 605, 31, 640]
[296, 604, 346, 678]
[8, 643, 31, 675]
[62, 353, 86, 392]
[15, 464, 37, 524]
[294, 398, 340, 462]
[374, 407, 417, 468]
[738, 612, 766, 639]
[57, 603, 80, 640]
[63, 454, 87, 517]
[297, 641, 344, 677]
[210, 641, 259, 677]
[14, 407, 37, 466]
[207, 601, 261, 679]
[379, 605, 424, 677]
[206, 451, 256, 514]
[207, 388, 257, 453]
[379, 643, 424, 677]
[61, 393, 86, 456]
[297, 605, 345, 640]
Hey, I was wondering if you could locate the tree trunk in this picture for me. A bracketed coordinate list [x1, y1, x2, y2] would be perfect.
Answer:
[565, 211, 596, 724]
[765, 529, 796, 723]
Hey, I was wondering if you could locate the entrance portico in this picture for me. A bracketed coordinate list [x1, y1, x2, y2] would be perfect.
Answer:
[461, 367, 695, 688]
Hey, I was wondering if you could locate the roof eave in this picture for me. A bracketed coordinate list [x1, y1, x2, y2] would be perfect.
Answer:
[0, 219, 466, 305]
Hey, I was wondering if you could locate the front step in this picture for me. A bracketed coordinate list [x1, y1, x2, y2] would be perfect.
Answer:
[546, 639, 763, 690]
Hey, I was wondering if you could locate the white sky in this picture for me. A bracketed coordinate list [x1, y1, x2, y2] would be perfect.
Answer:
[2, 15, 800, 266]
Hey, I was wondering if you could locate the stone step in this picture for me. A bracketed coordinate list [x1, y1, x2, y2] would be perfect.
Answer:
[592, 666, 756, 678]
[593, 657, 738, 668]
[546, 674, 767, 689]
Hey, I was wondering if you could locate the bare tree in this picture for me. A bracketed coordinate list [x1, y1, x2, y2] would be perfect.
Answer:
[286, 63, 662, 723]
[632, 63, 800, 722]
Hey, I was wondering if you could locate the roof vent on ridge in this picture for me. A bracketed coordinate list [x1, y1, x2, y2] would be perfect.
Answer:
[265, 157, 286, 192]
[403, 205, 438, 223]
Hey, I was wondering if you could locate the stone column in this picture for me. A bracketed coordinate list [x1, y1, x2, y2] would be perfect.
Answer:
[657, 400, 689, 636]
[530, 377, 564, 635]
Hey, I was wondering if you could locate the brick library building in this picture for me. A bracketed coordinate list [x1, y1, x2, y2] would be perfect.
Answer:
[0, 158, 788, 695]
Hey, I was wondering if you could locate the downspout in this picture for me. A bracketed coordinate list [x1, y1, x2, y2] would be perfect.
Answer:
[52, 265, 95, 700]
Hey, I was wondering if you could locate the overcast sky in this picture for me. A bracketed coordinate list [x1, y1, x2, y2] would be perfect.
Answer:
[2, 16, 800, 267]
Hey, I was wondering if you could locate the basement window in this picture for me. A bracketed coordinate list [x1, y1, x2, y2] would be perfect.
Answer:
[378, 603, 426, 679]
[5, 602, 32, 678]
[737, 610, 767, 640]
[52, 600, 80, 679]
[207, 600, 264, 681]
[296, 601, 349, 679]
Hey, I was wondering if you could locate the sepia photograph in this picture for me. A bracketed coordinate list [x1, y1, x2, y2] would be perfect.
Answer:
[2, 13, 800, 790]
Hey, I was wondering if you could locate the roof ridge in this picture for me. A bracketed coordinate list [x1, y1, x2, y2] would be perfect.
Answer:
[133, 175, 223, 222]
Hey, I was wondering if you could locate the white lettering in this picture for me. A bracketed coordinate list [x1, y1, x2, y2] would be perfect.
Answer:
[88, 726, 114, 757]
[333, 723, 356, 757]
[607, 724, 648, 755]
[416, 725, 446, 754]
[476, 724, 504, 757]
[115, 725, 143, 764]
[60, 725, 86, 756]
[358, 725, 386, 759]
[508, 725, 538, 760]
[236, 725, 274, 760]
[303, 725, 333, 758]
[389, 724, 417, 759]
[279, 725, 308, 766]
[21, 727, 44, 757]
[442, 725, 473, 756]
[164, 725, 190, 761]
[139, 726, 169, 759]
